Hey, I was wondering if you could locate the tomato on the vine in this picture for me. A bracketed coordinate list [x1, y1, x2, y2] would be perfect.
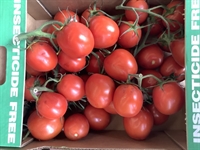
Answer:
[113, 84, 143, 117]
[84, 105, 111, 130]
[104, 101, 117, 115]
[54, 9, 80, 23]
[152, 82, 185, 115]
[27, 110, 64, 141]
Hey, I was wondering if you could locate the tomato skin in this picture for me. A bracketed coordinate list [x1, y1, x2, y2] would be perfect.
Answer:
[146, 104, 169, 125]
[159, 55, 185, 81]
[86, 51, 105, 73]
[27, 111, 64, 141]
[103, 49, 138, 81]
[104, 101, 117, 114]
[123, 108, 153, 140]
[58, 50, 86, 73]
[85, 73, 115, 108]
[25, 76, 45, 101]
[26, 63, 43, 77]
[170, 38, 185, 67]
[136, 44, 164, 69]
[54, 10, 80, 23]
[63, 113, 89, 140]
[113, 84, 143, 117]
[152, 82, 185, 115]
[162, 0, 184, 31]
[125, 0, 149, 24]
[118, 21, 142, 48]
[26, 42, 58, 72]
[89, 15, 119, 49]
[84, 105, 111, 130]
[57, 74, 85, 101]
[37, 92, 68, 119]
[57, 22, 94, 59]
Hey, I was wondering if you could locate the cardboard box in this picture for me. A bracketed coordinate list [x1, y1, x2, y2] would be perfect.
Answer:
[0, 0, 199, 149]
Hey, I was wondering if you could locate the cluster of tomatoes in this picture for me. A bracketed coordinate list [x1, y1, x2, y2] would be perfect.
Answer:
[21, 0, 185, 142]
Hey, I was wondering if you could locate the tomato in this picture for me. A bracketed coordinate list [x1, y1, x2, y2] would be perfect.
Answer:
[27, 110, 64, 140]
[136, 44, 164, 69]
[146, 104, 169, 125]
[104, 101, 117, 114]
[152, 82, 185, 115]
[84, 105, 111, 130]
[81, 7, 104, 25]
[123, 108, 153, 140]
[37, 92, 68, 119]
[57, 74, 85, 101]
[89, 15, 119, 49]
[113, 84, 143, 117]
[103, 49, 138, 81]
[24, 76, 45, 101]
[118, 21, 142, 48]
[162, 0, 184, 31]
[63, 113, 89, 140]
[85, 73, 115, 108]
[170, 38, 185, 67]
[159, 55, 185, 81]
[26, 63, 44, 77]
[54, 10, 80, 23]
[140, 69, 162, 88]
[56, 22, 94, 59]
[26, 42, 58, 72]
[86, 51, 105, 73]
[125, 0, 149, 24]
[58, 50, 86, 73]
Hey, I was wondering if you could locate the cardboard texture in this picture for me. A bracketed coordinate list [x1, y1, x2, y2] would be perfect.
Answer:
[0, 0, 200, 149]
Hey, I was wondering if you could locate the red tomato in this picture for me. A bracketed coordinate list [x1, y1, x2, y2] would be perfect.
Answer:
[54, 10, 80, 23]
[146, 104, 169, 125]
[125, 0, 149, 24]
[37, 92, 68, 119]
[57, 74, 85, 101]
[152, 82, 185, 115]
[56, 22, 94, 59]
[113, 84, 143, 117]
[26, 63, 43, 77]
[84, 105, 111, 130]
[27, 110, 64, 140]
[86, 51, 105, 73]
[81, 7, 104, 25]
[118, 21, 142, 48]
[162, 0, 184, 31]
[159, 55, 185, 81]
[136, 44, 164, 69]
[89, 15, 119, 49]
[85, 73, 115, 108]
[58, 50, 86, 73]
[26, 42, 58, 72]
[170, 38, 185, 67]
[104, 101, 117, 114]
[103, 49, 138, 81]
[123, 108, 153, 140]
[140, 69, 162, 88]
[24, 76, 45, 101]
[63, 113, 89, 140]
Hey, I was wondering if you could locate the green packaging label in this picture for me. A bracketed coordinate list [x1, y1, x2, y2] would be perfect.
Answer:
[185, 0, 200, 149]
[0, 0, 26, 147]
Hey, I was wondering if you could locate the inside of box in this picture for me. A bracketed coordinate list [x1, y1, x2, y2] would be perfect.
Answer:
[25, 0, 187, 149]
[0, 46, 6, 85]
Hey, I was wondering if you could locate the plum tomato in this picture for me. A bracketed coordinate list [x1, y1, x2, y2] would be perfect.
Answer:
[85, 73, 115, 108]
[84, 105, 111, 130]
[26, 42, 58, 72]
[54, 9, 80, 23]
[37, 92, 68, 119]
[27, 110, 64, 141]
[89, 15, 119, 49]
[104, 101, 117, 115]
[63, 113, 89, 140]
[123, 107, 153, 140]
[103, 49, 138, 81]
[113, 84, 143, 117]
[57, 74, 85, 101]
[136, 44, 164, 69]
[152, 81, 185, 115]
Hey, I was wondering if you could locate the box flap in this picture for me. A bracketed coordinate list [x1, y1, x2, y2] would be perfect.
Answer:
[0, 0, 26, 147]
